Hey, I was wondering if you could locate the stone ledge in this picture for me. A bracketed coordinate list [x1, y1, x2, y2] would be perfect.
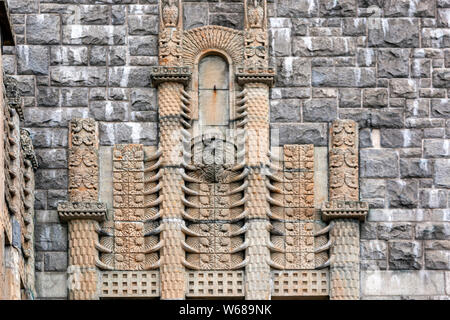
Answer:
[57, 202, 107, 222]
[321, 200, 369, 222]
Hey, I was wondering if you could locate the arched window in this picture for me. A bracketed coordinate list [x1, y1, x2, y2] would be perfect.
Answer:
[198, 55, 230, 127]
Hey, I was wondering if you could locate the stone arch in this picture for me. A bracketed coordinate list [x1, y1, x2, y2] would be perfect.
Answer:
[182, 25, 244, 68]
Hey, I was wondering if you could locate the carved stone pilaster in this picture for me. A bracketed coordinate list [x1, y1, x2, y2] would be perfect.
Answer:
[322, 119, 368, 300]
[60, 118, 104, 300]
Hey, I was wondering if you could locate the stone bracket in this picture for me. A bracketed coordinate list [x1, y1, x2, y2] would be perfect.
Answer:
[151, 66, 192, 86]
[236, 65, 276, 86]
[321, 200, 369, 222]
[58, 202, 107, 222]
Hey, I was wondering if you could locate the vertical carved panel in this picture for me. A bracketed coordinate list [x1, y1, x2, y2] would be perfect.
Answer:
[244, 0, 268, 67]
[112, 144, 148, 270]
[159, 0, 183, 66]
[268, 145, 317, 270]
[329, 121, 359, 202]
[69, 119, 99, 202]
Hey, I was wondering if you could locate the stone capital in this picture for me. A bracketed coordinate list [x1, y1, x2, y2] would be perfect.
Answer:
[235, 65, 275, 86]
[58, 202, 107, 222]
[321, 200, 369, 222]
[151, 66, 192, 86]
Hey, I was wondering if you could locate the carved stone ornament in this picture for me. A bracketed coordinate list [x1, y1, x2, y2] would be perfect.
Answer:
[236, 65, 275, 86]
[3, 75, 24, 120]
[58, 202, 107, 222]
[321, 200, 369, 222]
[20, 129, 38, 170]
[151, 66, 192, 86]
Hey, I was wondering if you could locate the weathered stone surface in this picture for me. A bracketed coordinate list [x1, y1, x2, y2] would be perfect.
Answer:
[303, 98, 337, 122]
[424, 139, 450, 158]
[400, 159, 432, 178]
[270, 28, 292, 57]
[35, 224, 67, 251]
[293, 37, 355, 56]
[433, 69, 450, 88]
[389, 241, 422, 270]
[17, 45, 50, 75]
[312, 67, 376, 87]
[377, 49, 410, 78]
[35, 149, 67, 169]
[44, 252, 68, 271]
[35, 272, 67, 298]
[361, 179, 385, 199]
[339, 88, 361, 108]
[63, 25, 126, 45]
[270, 99, 301, 122]
[390, 79, 418, 98]
[416, 223, 450, 240]
[425, 251, 450, 269]
[368, 18, 420, 47]
[26, 14, 61, 44]
[277, 0, 319, 17]
[419, 189, 448, 209]
[128, 36, 158, 56]
[109, 67, 152, 87]
[128, 15, 158, 35]
[276, 57, 310, 86]
[361, 222, 378, 240]
[378, 223, 414, 240]
[50, 66, 107, 87]
[363, 88, 388, 108]
[387, 179, 419, 208]
[361, 240, 387, 260]
[130, 88, 157, 111]
[362, 271, 446, 296]
[431, 99, 450, 118]
[434, 159, 450, 188]
[380, 129, 422, 148]
[89, 101, 129, 122]
[51, 46, 89, 66]
[271, 123, 328, 146]
[35, 169, 68, 190]
[361, 149, 399, 178]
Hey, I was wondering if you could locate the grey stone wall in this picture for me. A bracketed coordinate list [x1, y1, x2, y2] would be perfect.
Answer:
[2, 0, 449, 299]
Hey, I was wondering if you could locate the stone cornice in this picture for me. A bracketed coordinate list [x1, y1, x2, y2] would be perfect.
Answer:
[58, 202, 107, 222]
[321, 200, 369, 222]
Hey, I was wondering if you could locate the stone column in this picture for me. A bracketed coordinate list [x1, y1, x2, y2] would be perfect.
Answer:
[241, 81, 271, 300]
[58, 118, 106, 300]
[152, 68, 191, 300]
[322, 120, 368, 300]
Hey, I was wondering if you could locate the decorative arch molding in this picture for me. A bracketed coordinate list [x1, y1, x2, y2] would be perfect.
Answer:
[182, 26, 244, 68]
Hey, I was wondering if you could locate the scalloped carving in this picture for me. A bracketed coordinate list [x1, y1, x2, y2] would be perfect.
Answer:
[182, 26, 244, 68]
